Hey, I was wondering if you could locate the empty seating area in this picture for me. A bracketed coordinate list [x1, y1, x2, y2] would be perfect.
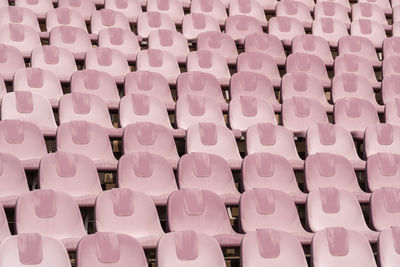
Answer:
[1, 0, 400, 266]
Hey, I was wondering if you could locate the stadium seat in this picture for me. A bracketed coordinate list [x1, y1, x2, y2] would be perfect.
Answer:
[292, 34, 334, 66]
[225, 15, 263, 44]
[0, 6, 41, 34]
[352, 3, 390, 30]
[276, 1, 312, 28]
[312, 18, 349, 47]
[382, 75, 400, 105]
[148, 29, 189, 63]
[383, 37, 400, 60]
[350, 19, 386, 49]
[268, 16, 305, 46]
[45, 8, 87, 33]
[359, 0, 391, 14]
[197, 31, 238, 65]
[137, 12, 176, 39]
[58, 0, 95, 22]
[378, 227, 400, 267]
[49, 26, 91, 60]
[14, 0, 52, 20]
[98, 28, 141, 62]
[146, 0, 184, 25]
[316, 0, 351, 11]
[190, 0, 227, 26]
[229, 0, 267, 27]
[385, 99, 400, 126]
[90, 9, 131, 36]
[382, 55, 400, 79]
[104, 0, 143, 23]
[0, 23, 41, 58]
[371, 187, 400, 231]
[367, 153, 400, 191]
[314, 2, 351, 28]
[244, 33, 286, 66]
[364, 124, 400, 158]
[182, 13, 220, 41]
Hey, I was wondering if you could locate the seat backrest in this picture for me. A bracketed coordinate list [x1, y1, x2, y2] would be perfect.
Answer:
[371, 187, 400, 231]
[367, 153, 400, 191]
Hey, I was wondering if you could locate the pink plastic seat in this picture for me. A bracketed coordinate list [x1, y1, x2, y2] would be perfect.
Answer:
[364, 123, 400, 158]
[178, 152, 241, 205]
[77, 232, 147, 267]
[335, 54, 380, 89]
[225, 15, 263, 44]
[85, 47, 129, 84]
[136, 49, 180, 85]
[382, 75, 400, 105]
[276, 1, 312, 28]
[157, 231, 226, 267]
[338, 36, 380, 67]
[146, 0, 184, 25]
[334, 97, 380, 139]
[383, 37, 400, 61]
[123, 122, 179, 169]
[378, 227, 400, 267]
[382, 55, 400, 79]
[314, 2, 351, 28]
[16, 189, 87, 251]
[352, 3, 390, 30]
[182, 13, 220, 41]
[0, 23, 41, 58]
[186, 123, 242, 169]
[137, 12, 176, 39]
[187, 50, 230, 86]
[39, 151, 102, 207]
[118, 152, 177, 205]
[307, 188, 378, 242]
[332, 73, 383, 112]
[125, 71, 175, 110]
[0, 44, 25, 82]
[351, 19, 386, 49]
[95, 188, 164, 249]
[246, 123, 304, 169]
[90, 9, 130, 36]
[148, 29, 189, 63]
[14, 0, 52, 20]
[268, 16, 305, 46]
[292, 35, 334, 66]
[0, 7, 41, 34]
[57, 121, 118, 170]
[305, 153, 371, 202]
[242, 153, 307, 203]
[306, 123, 365, 169]
[1, 92, 57, 137]
[71, 70, 120, 110]
[190, 0, 227, 26]
[98, 28, 140, 62]
[312, 228, 377, 267]
[244, 33, 286, 66]
[31, 46, 77, 83]
[359, 0, 391, 14]
[49, 26, 91, 60]
[316, 0, 351, 11]
[229, 0, 267, 26]
[312, 18, 349, 47]
[167, 189, 243, 246]
[104, 0, 142, 23]
[282, 97, 329, 137]
[58, 0, 95, 21]
[240, 188, 313, 244]
[59, 93, 122, 137]
[197, 31, 238, 65]
[367, 153, 400, 191]
[0, 120, 47, 170]
[46, 8, 87, 33]
[372, 187, 400, 231]
[177, 71, 227, 111]
[385, 99, 400, 126]
[281, 72, 332, 112]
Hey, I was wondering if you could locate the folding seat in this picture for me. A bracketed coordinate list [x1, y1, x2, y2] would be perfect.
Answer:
[359, 0, 392, 14]
[350, 19, 386, 49]
[167, 189, 243, 246]
[46, 8, 87, 34]
[125, 71, 175, 110]
[364, 123, 400, 158]
[230, 72, 281, 112]
[190, 0, 227, 26]
[371, 187, 400, 232]
[382, 75, 400, 105]
[246, 123, 304, 169]
[268, 17, 305, 46]
[148, 29, 189, 64]
[316, 0, 351, 11]
[0, 7, 41, 34]
[57, 121, 118, 170]
[196, 32, 238, 65]
[118, 152, 178, 205]
[90, 10, 130, 36]
[314, 2, 351, 28]
[178, 153, 241, 205]
[237, 52, 281, 87]
[334, 54, 380, 89]
[186, 50, 230, 86]
[332, 73, 382, 112]
[305, 153, 371, 202]
[352, 3, 390, 30]
[49, 26, 91, 60]
[104, 0, 143, 23]
[0, 234, 71, 267]
[367, 153, 400, 191]
[229, 96, 277, 133]
[242, 153, 307, 203]
[136, 49, 180, 85]
[276, 1, 313, 28]
[31, 46, 77, 83]
[14, 0, 52, 20]
[244, 33, 286, 66]
[16, 189, 87, 251]
[157, 231, 226, 267]
[242, 229, 307, 267]
[98, 28, 140, 62]
[123, 122, 180, 168]
[181, 13, 220, 41]
[136, 12, 176, 39]
[378, 227, 400, 267]
[85, 47, 129, 84]
[312, 228, 377, 267]
[0, 23, 41, 58]
[385, 99, 400, 126]
[382, 55, 400, 79]
[95, 188, 164, 249]
[312, 18, 349, 47]
[306, 188, 378, 242]
[338, 36, 380, 67]
[59, 93, 122, 137]
[225, 15, 263, 44]
[177, 71, 227, 111]
[58, 0, 95, 22]
[286, 53, 331, 87]
[240, 188, 313, 244]
[146, 0, 184, 25]
[229, 0, 267, 27]
[383, 37, 400, 60]
[292, 34, 334, 66]
[186, 123, 242, 169]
